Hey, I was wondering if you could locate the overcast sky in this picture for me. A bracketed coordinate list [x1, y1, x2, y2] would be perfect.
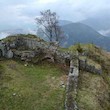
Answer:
[0, 0, 110, 31]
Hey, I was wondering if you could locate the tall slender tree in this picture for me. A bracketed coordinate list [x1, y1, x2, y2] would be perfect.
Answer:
[35, 9, 64, 44]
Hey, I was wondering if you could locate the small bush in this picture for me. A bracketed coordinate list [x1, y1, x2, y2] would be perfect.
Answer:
[76, 43, 83, 53]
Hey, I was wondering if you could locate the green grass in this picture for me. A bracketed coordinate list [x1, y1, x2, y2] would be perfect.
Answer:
[2, 34, 46, 43]
[69, 43, 93, 52]
[0, 60, 66, 110]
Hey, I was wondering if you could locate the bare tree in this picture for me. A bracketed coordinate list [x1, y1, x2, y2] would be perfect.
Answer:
[35, 9, 64, 44]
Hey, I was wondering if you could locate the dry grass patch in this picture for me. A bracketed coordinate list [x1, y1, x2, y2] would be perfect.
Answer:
[77, 71, 110, 110]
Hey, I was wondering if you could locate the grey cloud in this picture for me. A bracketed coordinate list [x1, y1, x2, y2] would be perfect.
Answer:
[0, 0, 110, 31]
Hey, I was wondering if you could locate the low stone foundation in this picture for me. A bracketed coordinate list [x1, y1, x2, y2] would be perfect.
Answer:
[65, 58, 79, 110]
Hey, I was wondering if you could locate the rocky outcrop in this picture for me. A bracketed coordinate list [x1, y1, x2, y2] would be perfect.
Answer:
[13, 50, 36, 61]
[0, 42, 13, 58]
[0, 42, 6, 57]
[6, 50, 13, 58]
[79, 59, 102, 74]
[0, 35, 102, 74]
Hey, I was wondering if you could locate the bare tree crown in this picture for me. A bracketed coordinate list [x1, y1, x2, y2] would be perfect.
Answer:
[35, 9, 64, 44]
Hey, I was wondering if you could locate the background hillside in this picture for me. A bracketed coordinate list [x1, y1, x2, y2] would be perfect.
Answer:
[81, 13, 110, 36]
[62, 22, 110, 51]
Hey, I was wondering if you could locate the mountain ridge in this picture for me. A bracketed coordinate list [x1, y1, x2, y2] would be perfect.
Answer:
[62, 22, 110, 51]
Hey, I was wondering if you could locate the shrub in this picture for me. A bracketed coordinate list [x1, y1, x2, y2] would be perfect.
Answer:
[76, 43, 83, 53]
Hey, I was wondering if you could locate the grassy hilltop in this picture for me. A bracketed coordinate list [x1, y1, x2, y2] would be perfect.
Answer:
[0, 35, 110, 110]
